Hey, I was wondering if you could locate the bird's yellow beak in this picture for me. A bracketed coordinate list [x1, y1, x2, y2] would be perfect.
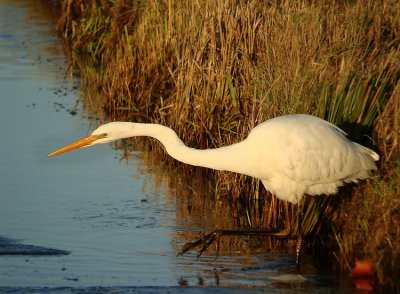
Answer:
[48, 135, 100, 157]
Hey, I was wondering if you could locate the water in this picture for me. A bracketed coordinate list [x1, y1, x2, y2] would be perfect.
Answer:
[0, 0, 354, 292]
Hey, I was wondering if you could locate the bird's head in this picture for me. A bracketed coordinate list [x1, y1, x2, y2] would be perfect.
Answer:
[48, 122, 132, 157]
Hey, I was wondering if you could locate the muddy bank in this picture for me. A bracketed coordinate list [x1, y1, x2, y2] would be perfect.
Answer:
[0, 236, 69, 256]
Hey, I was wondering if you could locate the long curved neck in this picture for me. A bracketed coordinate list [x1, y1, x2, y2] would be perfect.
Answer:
[122, 123, 250, 175]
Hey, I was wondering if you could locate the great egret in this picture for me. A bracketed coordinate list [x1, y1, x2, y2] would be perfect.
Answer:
[48, 114, 379, 266]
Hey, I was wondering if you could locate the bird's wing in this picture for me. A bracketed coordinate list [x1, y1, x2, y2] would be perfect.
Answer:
[248, 115, 378, 200]
[278, 126, 372, 186]
[257, 115, 368, 185]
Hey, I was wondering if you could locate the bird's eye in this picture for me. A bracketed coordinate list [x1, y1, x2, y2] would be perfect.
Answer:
[95, 133, 108, 139]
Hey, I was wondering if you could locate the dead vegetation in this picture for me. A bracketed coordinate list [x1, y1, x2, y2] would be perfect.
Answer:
[54, 0, 399, 288]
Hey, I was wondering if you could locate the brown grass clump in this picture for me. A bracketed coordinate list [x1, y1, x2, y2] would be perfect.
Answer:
[334, 164, 400, 290]
[55, 0, 399, 288]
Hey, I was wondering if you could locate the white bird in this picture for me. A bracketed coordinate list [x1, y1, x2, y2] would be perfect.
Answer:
[49, 114, 379, 204]
[48, 114, 379, 265]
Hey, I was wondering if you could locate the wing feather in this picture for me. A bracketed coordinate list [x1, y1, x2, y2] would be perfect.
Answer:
[248, 115, 378, 201]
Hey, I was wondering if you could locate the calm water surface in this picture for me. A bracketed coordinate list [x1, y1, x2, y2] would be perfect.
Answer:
[0, 1, 355, 292]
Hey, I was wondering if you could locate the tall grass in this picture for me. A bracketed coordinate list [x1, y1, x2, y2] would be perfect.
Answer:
[56, 0, 399, 288]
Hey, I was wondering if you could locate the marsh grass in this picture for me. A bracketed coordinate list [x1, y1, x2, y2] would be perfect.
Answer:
[333, 164, 400, 289]
[56, 0, 399, 287]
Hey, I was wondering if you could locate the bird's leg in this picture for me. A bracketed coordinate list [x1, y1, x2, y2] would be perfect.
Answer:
[295, 233, 303, 272]
[177, 202, 293, 258]
[295, 199, 304, 273]
[177, 228, 288, 258]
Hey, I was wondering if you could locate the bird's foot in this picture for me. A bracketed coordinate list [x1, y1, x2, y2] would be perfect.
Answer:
[177, 229, 224, 258]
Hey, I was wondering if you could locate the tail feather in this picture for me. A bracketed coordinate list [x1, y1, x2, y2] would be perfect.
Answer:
[354, 143, 380, 162]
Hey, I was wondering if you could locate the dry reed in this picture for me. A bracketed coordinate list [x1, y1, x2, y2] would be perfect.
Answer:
[55, 0, 399, 288]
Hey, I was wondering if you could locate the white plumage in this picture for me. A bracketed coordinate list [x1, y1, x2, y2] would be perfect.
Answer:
[49, 114, 379, 204]
[246, 115, 379, 203]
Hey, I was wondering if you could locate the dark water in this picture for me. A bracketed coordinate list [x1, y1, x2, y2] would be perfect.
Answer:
[0, 0, 356, 292]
